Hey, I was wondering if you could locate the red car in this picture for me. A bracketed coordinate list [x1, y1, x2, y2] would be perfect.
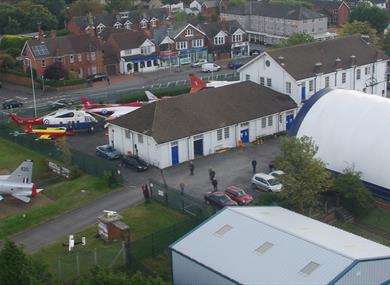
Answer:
[224, 186, 254, 205]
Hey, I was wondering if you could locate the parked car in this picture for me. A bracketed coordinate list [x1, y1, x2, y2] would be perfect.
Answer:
[88, 73, 107, 82]
[2, 99, 23, 109]
[191, 59, 208, 68]
[228, 60, 244, 69]
[121, 155, 149, 172]
[251, 173, 282, 192]
[224, 186, 253, 205]
[201, 63, 221, 73]
[250, 49, 263, 56]
[269, 170, 284, 177]
[49, 98, 74, 110]
[204, 191, 238, 208]
[96, 145, 121, 159]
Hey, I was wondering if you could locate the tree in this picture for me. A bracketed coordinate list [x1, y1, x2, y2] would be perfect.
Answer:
[339, 21, 379, 45]
[26, 4, 58, 31]
[106, 0, 135, 13]
[350, 3, 389, 33]
[0, 54, 16, 69]
[44, 62, 68, 80]
[274, 32, 314, 48]
[33, 0, 67, 28]
[333, 168, 375, 218]
[383, 32, 390, 56]
[276, 136, 332, 214]
[0, 240, 52, 285]
[68, 0, 104, 17]
[0, 4, 25, 34]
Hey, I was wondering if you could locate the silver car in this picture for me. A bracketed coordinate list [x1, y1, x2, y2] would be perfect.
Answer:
[251, 173, 282, 192]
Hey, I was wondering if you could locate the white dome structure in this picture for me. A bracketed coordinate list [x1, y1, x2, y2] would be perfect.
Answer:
[289, 89, 390, 200]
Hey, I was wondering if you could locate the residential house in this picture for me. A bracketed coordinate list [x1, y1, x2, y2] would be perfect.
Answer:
[347, 0, 387, 9]
[107, 82, 296, 168]
[312, 1, 350, 27]
[197, 20, 249, 59]
[21, 33, 103, 79]
[190, 0, 223, 17]
[103, 30, 159, 74]
[221, 2, 329, 45]
[170, 206, 390, 285]
[67, 8, 169, 35]
[238, 35, 388, 105]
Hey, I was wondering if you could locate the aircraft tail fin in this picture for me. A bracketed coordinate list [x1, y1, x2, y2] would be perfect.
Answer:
[189, 74, 207, 94]
[81, 98, 95, 109]
[7, 160, 33, 184]
[9, 113, 22, 124]
[145, 91, 159, 101]
[9, 113, 43, 125]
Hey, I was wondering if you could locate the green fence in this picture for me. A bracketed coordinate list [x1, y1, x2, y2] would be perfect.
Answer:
[53, 218, 199, 282]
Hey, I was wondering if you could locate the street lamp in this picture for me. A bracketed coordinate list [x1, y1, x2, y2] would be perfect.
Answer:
[17, 56, 37, 117]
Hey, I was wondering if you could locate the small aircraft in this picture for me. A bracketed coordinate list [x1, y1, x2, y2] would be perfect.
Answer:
[24, 124, 74, 140]
[10, 110, 97, 131]
[145, 91, 171, 102]
[0, 160, 43, 203]
[189, 74, 240, 94]
[81, 98, 144, 120]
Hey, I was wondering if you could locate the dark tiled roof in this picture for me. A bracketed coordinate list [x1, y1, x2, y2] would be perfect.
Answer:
[110, 81, 297, 143]
[28, 34, 101, 58]
[202, 0, 219, 8]
[313, 0, 344, 10]
[99, 27, 130, 41]
[224, 2, 325, 20]
[266, 35, 386, 80]
[198, 20, 244, 38]
[109, 30, 149, 50]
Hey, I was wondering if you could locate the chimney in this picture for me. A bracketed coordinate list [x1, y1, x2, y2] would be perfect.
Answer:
[314, 62, 322, 74]
[37, 22, 44, 42]
[350, 55, 356, 66]
[50, 30, 56, 39]
[335, 57, 341, 69]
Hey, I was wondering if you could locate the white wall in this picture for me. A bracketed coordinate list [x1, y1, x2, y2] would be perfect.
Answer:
[172, 251, 237, 285]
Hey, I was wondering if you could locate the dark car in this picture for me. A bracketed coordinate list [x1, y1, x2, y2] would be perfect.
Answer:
[121, 155, 149, 172]
[228, 60, 244, 69]
[250, 49, 263, 56]
[96, 145, 121, 159]
[204, 191, 238, 209]
[49, 98, 74, 110]
[2, 99, 23, 109]
[224, 186, 253, 205]
[88, 73, 107, 82]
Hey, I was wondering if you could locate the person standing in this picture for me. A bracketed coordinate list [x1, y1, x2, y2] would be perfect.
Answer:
[209, 168, 216, 181]
[212, 178, 218, 192]
[179, 182, 185, 195]
[189, 161, 194, 175]
[251, 159, 257, 174]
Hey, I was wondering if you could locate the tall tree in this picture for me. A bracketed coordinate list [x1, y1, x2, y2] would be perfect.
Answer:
[0, 4, 25, 34]
[276, 136, 332, 214]
[383, 32, 390, 56]
[106, 0, 135, 13]
[339, 20, 379, 45]
[275, 32, 314, 48]
[33, 0, 67, 28]
[25, 4, 58, 31]
[68, 0, 104, 17]
[350, 3, 389, 33]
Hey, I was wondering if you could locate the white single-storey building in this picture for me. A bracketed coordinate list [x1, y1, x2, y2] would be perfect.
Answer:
[238, 35, 388, 105]
[170, 206, 390, 285]
[108, 81, 297, 168]
[289, 88, 390, 200]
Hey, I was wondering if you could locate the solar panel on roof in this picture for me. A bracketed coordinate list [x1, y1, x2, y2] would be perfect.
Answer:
[32, 45, 49, 56]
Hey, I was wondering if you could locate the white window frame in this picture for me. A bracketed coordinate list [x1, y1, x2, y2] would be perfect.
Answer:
[141, 46, 151, 55]
[365, 66, 370, 75]
[325, 76, 329, 88]
[186, 28, 194, 36]
[267, 78, 272, 87]
[176, 41, 188, 50]
[232, 34, 242, 42]
[114, 22, 122, 29]
[214, 36, 225, 45]
[92, 66, 97, 75]
[309, 80, 313, 92]
[217, 129, 223, 141]
[245, 74, 250, 81]
[90, 52, 96, 61]
[192, 39, 203, 48]
[285, 82, 291, 94]
[151, 19, 157, 27]
[78, 54, 82, 62]
[342, 72, 346, 84]
[224, 127, 229, 139]
[260, 77, 265, 86]
[70, 54, 74, 64]
[140, 20, 148, 29]
[356, 69, 361, 80]
[261, 117, 266, 128]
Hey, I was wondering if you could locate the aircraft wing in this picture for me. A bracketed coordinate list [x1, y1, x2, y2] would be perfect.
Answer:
[106, 106, 139, 120]
[12, 194, 31, 203]
[38, 134, 52, 140]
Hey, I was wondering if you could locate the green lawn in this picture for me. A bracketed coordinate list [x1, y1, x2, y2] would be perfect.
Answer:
[359, 208, 390, 232]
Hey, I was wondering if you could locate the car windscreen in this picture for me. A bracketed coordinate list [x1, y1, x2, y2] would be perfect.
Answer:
[236, 190, 245, 197]
[218, 195, 230, 203]
[268, 178, 280, 186]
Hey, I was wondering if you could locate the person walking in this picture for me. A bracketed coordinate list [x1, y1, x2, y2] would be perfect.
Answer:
[179, 182, 185, 195]
[212, 178, 218, 192]
[189, 161, 194, 175]
[251, 159, 257, 174]
[209, 168, 216, 181]
[107, 76, 111, 86]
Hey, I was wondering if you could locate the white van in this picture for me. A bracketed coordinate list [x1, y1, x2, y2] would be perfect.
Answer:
[201, 63, 221, 73]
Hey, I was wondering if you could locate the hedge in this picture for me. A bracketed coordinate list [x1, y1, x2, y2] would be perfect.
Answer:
[36, 78, 87, 87]
[0, 68, 29, 78]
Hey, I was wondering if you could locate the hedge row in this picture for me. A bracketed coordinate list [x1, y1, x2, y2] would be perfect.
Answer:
[0, 68, 30, 78]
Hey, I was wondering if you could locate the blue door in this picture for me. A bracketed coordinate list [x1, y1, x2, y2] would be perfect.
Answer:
[240, 129, 249, 143]
[194, 139, 203, 157]
[301, 86, 306, 102]
[171, 145, 179, 165]
[286, 114, 294, 130]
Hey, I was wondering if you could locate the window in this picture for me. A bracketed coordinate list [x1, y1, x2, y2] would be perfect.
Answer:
[78, 54, 82, 62]
[124, 22, 131, 29]
[125, 129, 130, 139]
[285, 82, 291, 94]
[92, 66, 97, 74]
[267, 78, 272, 87]
[141, 46, 151, 54]
[279, 114, 283, 123]
[176, 41, 187, 50]
[186, 28, 193, 36]
[138, 134, 143, 143]
[268, 116, 273, 126]
[260, 77, 265, 86]
[90, 52, 96, 61]
[146, 60, 152, 67]
[232, 34, 242, 42]
[124, 49, 132, 55]
[309, 80, 313, 92]
[86, 53, 90, 61]
[214, 36, 225, 45]
[261, 117, 266, 128]
[97, 24, 105, 33]
[114, 22, 122, 29]
[356, 69, 361, 80]
[224, 127, 229, 139]
[57, 112, 74, 118]
[151, 19, 157, 27]
[70, 54, 74, 64]
[217, 129, 223, 141]
[342, 72, 346, 84]
[245, 74, 250, 81]
[41, 60, 46, 67]
[365, 66, 370, 75]
[140, 20, 148, 29]
[192, 39, 203, 48]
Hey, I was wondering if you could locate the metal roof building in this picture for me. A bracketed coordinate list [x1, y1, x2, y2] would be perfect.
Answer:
[289, 88, 390, 200]
[170, 207, 390, 285]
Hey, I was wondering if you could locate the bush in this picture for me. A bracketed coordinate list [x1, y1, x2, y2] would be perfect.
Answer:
[253, 192, 281, 206]
[0, 54, 16, 69]
[0, 35, 28, 51]
[70, 166, 82, 180]
[44, 62, 68, 80]
[0, 68, 29, 77]
[102, 170, 115, 188]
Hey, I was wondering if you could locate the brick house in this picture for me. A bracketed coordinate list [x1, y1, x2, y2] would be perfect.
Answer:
[21, 33, 103, 79]
[197, 20, 249, 60]
[312, 1, 350, 27]
[67, 8, 169, 35]
[201, 0, 220, 18]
